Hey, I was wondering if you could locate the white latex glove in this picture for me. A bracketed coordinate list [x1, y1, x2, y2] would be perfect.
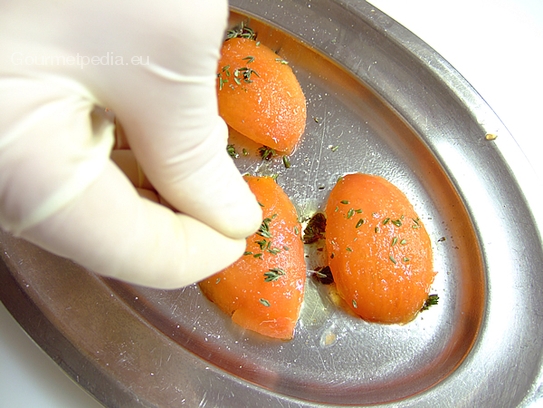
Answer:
[0, 0, 263, 289]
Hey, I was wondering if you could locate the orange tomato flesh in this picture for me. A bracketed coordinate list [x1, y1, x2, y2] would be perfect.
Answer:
[325, 173, 436, 324]
[217, 37, 306, 154]
[199, 176, 306, 339]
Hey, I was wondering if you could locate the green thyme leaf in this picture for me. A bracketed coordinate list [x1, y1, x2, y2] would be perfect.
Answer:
[226, 22, 257, 40]
[226, 144, 238, 158]
[257, 217, 274, 239]
[258, 146, 276, 161]
[255, 239, 267, 250]
[282, 155, 291, 168]
[264, 267, 286, 282]
[421, 294, 439, 311]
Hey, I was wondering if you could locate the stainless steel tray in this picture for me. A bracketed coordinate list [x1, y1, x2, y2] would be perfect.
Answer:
[1, 1, 542, 407]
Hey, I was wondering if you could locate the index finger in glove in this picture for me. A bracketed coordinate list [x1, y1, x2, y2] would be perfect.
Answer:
[94, 1, 263, 239]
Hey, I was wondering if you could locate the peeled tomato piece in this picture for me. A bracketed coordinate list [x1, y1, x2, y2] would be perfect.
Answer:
[199, 176, 306, 339]
[325, 173, 436, 324]
[217, 37, 306, 154]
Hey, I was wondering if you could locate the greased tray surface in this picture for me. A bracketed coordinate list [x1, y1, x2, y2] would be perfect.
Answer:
[1, 1, 542, 407]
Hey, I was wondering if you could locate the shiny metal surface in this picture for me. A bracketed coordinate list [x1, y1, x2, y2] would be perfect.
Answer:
[1, 0, 542, 406]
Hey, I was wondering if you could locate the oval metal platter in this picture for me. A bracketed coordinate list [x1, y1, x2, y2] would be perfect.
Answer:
[1, 1, 542, 407]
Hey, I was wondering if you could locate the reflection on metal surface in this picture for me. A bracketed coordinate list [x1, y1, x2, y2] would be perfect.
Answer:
[1, 1, 542, 407]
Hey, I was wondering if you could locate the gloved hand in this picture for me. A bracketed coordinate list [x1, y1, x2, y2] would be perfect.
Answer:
[0, 0, 262, 289]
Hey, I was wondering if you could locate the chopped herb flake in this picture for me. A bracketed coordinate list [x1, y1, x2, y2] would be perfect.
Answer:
[258, 146, 276, 161]
[218, 75, 228, 90]
[257, 217, 274, 239]
[234, 66, 259, 84]
[282, 155, 291, 168]
[313, 266, 334, 284]
[255, 239, 267, 250]
[226, 144, 239, 159]
[421, 294, 439, 311]
[226, 22, 257, 40]
[264, 267, 286, 282]
[303, 212, 326, 244]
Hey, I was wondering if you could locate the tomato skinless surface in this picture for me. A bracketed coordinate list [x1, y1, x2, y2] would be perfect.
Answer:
[199, 176, 306, 339]
[217, 37, 306, 154]
[325, 173, 436, 324]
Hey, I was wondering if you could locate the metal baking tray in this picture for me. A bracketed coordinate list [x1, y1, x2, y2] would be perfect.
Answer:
[1, 1, 542, 406]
